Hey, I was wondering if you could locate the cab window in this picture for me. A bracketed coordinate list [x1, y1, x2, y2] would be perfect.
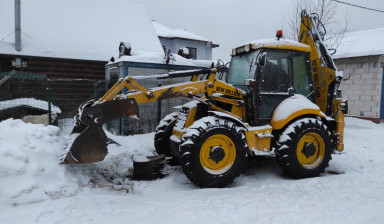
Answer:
[292, 51, 313, 98]
[260, 51, 290, 92]
[227, 50, 260, 90]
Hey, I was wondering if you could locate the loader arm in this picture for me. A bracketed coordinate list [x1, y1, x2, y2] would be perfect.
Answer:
[63, 68, 245, 164]
[102, 72, 243, 104]
[80, 68, 244, 127]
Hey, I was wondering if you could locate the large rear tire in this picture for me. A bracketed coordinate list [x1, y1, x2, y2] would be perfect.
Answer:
[179, 117, 247, 188]
[275, 118, 332, 178]
[154, 112, 179, 156]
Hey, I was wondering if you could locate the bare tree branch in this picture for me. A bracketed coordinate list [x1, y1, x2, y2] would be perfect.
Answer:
[284, 0, 348, 50]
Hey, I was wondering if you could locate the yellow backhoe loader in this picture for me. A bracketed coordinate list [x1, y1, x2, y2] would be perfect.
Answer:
[62, 10, 347, 187]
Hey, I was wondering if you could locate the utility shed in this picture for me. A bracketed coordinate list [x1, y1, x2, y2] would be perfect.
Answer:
[334, 27, 384, 122]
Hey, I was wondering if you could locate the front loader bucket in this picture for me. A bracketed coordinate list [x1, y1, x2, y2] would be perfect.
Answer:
[62, 98, 140, 164]
[62, 125, 108, 164]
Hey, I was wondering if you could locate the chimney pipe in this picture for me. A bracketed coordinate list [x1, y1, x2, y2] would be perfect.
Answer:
[15, 0, 21, 52]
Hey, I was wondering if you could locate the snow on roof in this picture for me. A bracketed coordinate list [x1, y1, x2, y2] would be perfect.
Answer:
[248, 39, 311, 52]
[0, 0, 164, 61]
[112, 51, 214, 68]
[0, 98, 61, 113]
[152, 20, 215, 44]
[333, 27, 384, 59]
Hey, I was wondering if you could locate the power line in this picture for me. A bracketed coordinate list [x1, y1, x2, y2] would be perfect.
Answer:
[331, 0, 384, 13]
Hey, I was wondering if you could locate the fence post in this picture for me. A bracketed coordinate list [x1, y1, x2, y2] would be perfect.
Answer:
[20, 79, 24, 97]
[47, 81, 52, 125]
[157, 83, 162, 124]
[120, 118, 123, 136]
[93, 82, 98, 99]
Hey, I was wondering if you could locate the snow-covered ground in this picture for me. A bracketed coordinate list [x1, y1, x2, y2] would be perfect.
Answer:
[1, 117, 384, 224]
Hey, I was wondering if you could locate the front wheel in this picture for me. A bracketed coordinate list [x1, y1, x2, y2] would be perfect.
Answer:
[154, 112, 179, 156]
[179, 117, 247, 188]
[275, 118, 333, 178]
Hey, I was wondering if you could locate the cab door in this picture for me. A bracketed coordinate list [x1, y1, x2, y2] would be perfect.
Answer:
[256, 50, 314, 124]
[257, 50, 292, 124]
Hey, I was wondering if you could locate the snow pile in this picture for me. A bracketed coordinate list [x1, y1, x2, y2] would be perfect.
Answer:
[0, 119, 79, 204]
[333, 27, 384, 59]
[0, 119, 157, 206]
[0, 98, 61, 113]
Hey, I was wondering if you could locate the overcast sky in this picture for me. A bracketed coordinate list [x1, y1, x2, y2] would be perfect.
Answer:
[133, 0, 384, 61]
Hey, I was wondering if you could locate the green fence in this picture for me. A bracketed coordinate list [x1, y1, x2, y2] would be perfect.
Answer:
[0, 71, 186, 135]
[0, 71, 99, 133]
[0, 71, 53, 124]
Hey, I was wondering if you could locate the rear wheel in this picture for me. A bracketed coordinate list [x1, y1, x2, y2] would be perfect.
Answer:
[179, 117, 247, 188]
[275, 118, 332, 178]
[154, 112, 179, 156]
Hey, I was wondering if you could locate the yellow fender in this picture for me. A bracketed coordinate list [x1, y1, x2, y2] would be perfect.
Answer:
[271, 95, 326, 130]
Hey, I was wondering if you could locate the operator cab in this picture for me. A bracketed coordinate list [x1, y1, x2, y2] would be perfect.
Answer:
[227, 39, 314, 125]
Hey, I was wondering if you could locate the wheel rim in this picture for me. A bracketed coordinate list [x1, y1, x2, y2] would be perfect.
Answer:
[200, 134, 236, 175]
[296, 132, 325, 169]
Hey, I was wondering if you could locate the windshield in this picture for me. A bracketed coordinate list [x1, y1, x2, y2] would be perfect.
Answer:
[227, 50, 260, 90]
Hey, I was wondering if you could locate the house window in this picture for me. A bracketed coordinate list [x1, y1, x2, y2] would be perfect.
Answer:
[187, 47, 197, 60]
